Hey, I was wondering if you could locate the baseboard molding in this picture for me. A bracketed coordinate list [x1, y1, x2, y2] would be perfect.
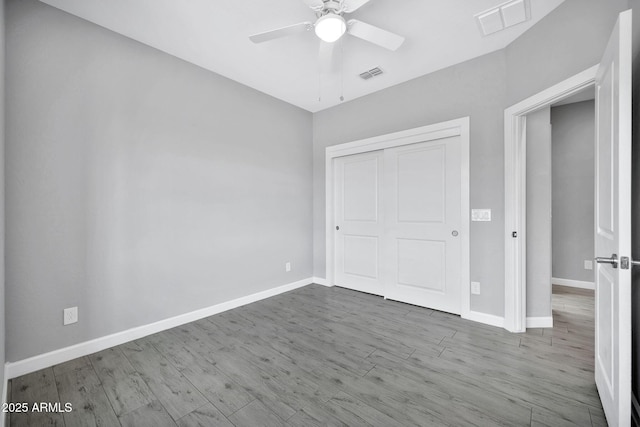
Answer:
[632, 393, 640, 427]
[526, 316, 553, 328]
[5, 277, 314, 380]
[462, 310, 505, 328]
[552, 277, 594, 290]
[311, 277, 332, 287]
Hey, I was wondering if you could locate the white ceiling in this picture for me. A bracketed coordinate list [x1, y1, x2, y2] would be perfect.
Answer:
[39, 0, 565, 112]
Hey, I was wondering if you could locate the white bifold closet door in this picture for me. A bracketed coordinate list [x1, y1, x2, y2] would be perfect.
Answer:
[334, 136, 462, 314]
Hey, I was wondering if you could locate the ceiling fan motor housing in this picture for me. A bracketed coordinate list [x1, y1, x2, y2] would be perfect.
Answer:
[318, 0, 345, 16]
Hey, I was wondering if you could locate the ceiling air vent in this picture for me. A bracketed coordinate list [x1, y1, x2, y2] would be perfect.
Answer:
[359, 67, 384, 80]
[475, 0, 530, 36]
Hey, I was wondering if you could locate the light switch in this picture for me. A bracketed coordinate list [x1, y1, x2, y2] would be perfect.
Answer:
[471, 209, 492, 222]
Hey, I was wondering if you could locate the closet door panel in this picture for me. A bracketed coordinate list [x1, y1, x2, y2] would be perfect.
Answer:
[334, 151, 384, 295]
[384, 137, 462, 314]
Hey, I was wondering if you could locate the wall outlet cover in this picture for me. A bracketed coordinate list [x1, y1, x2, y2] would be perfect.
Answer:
[471, 281, 481, 295]
[63, 307, 78, 325]
[285, 262, 291, 272]
[471, 209, 492, 222]
[584, 260, 593, 270]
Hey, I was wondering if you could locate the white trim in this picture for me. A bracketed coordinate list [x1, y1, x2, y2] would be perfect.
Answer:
[526, 316, 554, 328]
[462, 311, 505, 328]
[552, 277, 595, 290]
[5, 278, 314, 379]
[325, 117, 471, 319]
[312, 276, 333, 287]
[504, 66, 598, 333]
[325, 124, 461, 157]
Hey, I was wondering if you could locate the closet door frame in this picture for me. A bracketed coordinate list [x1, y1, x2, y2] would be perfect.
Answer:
[325, 117, 471, 319]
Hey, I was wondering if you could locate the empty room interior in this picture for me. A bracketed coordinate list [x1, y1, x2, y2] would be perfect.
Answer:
[2, 0, 640, 426]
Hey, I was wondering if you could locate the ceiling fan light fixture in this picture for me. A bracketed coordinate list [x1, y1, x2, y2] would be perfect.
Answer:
[314, 13, 346, 43]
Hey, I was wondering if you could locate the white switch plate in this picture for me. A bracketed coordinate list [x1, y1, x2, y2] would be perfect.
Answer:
[285, 262, 291, 272]
[471, 282, 481, 295]
[63, 307, 78, 325]
[471, 209, 492, 222]
[584, 260, 593, 270]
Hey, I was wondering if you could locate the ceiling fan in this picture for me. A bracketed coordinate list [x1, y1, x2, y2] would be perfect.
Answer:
[249, 0, 405, 51]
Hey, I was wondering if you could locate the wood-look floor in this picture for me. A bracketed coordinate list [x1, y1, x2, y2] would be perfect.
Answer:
[7, 284, 606, 426]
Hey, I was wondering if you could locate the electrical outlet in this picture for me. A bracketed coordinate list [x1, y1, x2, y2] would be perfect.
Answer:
[584, 260, 593, 270]
[471, 209, 492, 222]
[471, 282, 481, 295]
[63, 307, 78, 325]
[285, 262, 291, 272]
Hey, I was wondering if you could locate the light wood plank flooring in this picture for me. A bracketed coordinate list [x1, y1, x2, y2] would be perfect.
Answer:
[7, 283, 605, 426]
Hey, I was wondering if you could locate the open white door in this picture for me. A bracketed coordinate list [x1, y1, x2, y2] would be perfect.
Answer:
[593, 10, 632, 427]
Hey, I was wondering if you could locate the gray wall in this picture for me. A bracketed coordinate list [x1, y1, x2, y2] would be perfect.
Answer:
[6, 0, 313, 362]
[313, 0, 628, 317]
[551, 101, 595, 283]
[526, 107, 552, 318]
[505, 0, 629, 105]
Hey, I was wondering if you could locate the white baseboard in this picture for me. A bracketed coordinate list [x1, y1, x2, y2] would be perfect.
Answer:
[526, 316, 553, 328]
[5, 277, 314, 380]
[312, 276, 332, 287]
[462, 310, 505, 328]
[552, 277, 594, 290]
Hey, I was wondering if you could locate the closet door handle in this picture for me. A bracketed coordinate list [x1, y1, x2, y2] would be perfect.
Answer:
[451, 230, 459, 237]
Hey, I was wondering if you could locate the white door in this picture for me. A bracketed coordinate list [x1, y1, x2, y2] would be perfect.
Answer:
[334, 151, 385, 295]
[593, 10, 631, 427]
[384, 137, 462, 314]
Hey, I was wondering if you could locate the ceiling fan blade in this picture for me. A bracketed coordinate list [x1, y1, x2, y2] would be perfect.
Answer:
[347, 19, 405, 51]
[249, 22, 313, 44]
[343, 0, 372, 13]
[302, 0, 325, 11]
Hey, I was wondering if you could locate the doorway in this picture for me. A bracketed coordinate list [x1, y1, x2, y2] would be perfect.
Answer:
[524, 92, 596, 327]
[504, 10, 632, 424]
[503, 65, 598, 333]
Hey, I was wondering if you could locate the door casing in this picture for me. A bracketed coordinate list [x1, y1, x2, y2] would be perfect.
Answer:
[504, 66, 598, 333]
[325, 117, 471, 320]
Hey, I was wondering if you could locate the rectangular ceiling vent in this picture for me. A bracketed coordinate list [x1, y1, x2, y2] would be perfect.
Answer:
[359, 67, 384, 80]
[475, 0, 530, 36]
